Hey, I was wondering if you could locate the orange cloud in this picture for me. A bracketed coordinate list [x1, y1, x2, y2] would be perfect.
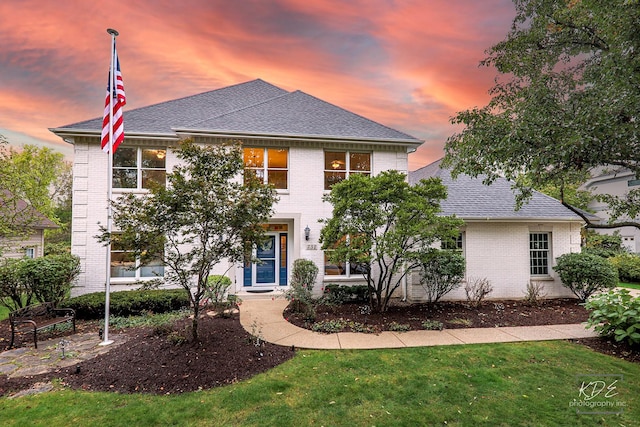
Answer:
[0, 0, 516, 171]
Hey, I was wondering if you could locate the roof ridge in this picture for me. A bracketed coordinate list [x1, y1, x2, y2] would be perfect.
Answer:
[183, 89, 292, 128]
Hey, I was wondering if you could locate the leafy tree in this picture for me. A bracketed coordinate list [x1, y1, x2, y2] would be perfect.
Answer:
[320, 171, 463, 312]
[444, 0, 640, 228]
[99, 140, 277, 340]
[0, 137, 71, 254]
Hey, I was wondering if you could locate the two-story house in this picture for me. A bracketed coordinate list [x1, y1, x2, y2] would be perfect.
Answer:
[51, 79, 422, 296]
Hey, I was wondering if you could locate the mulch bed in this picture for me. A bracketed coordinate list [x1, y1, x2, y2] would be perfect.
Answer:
[0, 313, 295, 396]
[285, 298, 591, 331]
[0, 299, 637, 397]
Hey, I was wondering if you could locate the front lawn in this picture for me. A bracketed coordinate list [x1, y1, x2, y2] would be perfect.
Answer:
[1, 341, 638, 426]
[618, 282, 640, 290]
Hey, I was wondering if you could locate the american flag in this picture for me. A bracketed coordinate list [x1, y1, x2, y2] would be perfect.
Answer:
[101, 45, 126, 153]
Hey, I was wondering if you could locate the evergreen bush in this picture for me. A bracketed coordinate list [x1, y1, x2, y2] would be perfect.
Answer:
[553, 252, 618, 301]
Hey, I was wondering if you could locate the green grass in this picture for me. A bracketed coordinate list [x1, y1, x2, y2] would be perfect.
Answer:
[618, 282, 640, 290]
[1, 341, 639, 426]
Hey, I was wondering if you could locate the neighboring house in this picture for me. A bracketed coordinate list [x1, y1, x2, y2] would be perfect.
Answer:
[582, 167, 640, 253]
[0, 192, 58, 259]
[50, 79, 422, 297]
[408, 160, 584, 301]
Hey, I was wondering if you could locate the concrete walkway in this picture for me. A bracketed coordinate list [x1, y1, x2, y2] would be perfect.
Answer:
[238, 298, 599, 350]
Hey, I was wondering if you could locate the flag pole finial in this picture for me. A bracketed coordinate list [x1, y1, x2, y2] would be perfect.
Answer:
[107, 28, 119, 37]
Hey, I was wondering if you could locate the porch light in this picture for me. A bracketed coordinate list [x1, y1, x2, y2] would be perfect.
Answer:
[304, 225, 310, 241]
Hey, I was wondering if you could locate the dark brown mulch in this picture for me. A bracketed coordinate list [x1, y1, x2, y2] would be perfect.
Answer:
[0, 299, 637, 397]
[285, 298, 591, 332]
[0, 313, 295, 396]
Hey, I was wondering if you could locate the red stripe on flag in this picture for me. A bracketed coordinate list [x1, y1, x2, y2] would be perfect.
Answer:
[101, 48, 126, 153]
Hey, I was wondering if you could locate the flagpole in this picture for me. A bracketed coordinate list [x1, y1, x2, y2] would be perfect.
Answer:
[101, 28, 119, 346]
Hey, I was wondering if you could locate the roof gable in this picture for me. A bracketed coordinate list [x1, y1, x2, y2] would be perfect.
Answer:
[409, 160, 582, 221]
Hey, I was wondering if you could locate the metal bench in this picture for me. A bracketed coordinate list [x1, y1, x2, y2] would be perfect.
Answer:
[9, 302, 76, 349]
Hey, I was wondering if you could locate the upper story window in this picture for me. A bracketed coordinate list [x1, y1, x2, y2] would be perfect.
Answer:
[530, 232, 550, 276]
[324, 151, 371, 190]
[244, 148, 288, 189]
[113, 147, 166, 190]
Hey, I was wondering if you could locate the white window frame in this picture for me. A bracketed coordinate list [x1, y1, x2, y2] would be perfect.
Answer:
[530, 232, 551, 276]
[113, 147, 166, 191]
[324, 151, 371, 190]
[243, 147, 289, 190]
[24, 247, 36, 259]
[110, 234, 165, 282]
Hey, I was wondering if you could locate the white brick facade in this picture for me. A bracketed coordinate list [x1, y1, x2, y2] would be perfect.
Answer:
[408, 221, 582, 302]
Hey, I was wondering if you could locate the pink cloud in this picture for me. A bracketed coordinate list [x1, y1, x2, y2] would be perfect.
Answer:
[0, 0, 516, 171]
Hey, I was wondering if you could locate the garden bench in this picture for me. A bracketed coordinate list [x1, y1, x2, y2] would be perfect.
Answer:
[9, 302, 75, 349]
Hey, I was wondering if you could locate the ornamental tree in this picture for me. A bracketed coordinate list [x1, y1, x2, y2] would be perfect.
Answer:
[99, 140, 277, 340]
[320, 170, 463, 312]
[444, 0, 640, 228]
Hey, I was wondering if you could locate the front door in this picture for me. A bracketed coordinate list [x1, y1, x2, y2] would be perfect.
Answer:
[256, 234, 277, 286]
[244, 226, 288, 288]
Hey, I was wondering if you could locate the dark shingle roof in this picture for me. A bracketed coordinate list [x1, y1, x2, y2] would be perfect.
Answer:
[60, 79, 288, 135]
[409, 160, 583, 221]
[54, 79, 422, 144]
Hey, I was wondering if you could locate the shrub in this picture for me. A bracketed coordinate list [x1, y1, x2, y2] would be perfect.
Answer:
[421, 320, 444, 331]
[553, 253, 618, 301]
[419, 250, 465, 303]
[0, 258, 33, 310]
[523, 281, 547, 306]
[322, 284, 369, 305]
[65, 289, 190, 319]
[204, 275, 232, 308]
[608, 253, 640, 283]
[284, 259, 318, 313]
[311, 319, 347, 333]
[464, 277, 493, 307]
[388, 321, 411, 332]
[17, 254, 80, 306]
[584, 289, 640, 346]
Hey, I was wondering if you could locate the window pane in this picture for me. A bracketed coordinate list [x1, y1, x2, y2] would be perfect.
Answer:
[324, 171, 346, 190]
[114, 147, 137, 167]
[140, 257, 164, 277]
[244, 148, 264, 168]
[142, 170, 166, 189]
[267, 170, 288, 189]
[111, 252, 136, 277]
[350, 152, 371, 172]
[325, 152, 346, 171]
[142, 149, 166, 168]
[113, 169, 137, 188]
[267, 148, 288, 168]
[324, 253, 346, 275]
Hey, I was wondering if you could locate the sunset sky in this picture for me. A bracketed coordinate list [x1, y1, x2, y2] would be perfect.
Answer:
[0, 0, 516, 170]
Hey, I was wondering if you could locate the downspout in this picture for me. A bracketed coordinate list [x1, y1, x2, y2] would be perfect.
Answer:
[401, 263, 408, 302]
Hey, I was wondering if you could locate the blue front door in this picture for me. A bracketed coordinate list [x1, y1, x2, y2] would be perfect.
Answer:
[244, 231, 288, 287]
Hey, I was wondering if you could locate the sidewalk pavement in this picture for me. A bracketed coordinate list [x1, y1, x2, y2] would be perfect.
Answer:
[238, 298, 599, 350]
